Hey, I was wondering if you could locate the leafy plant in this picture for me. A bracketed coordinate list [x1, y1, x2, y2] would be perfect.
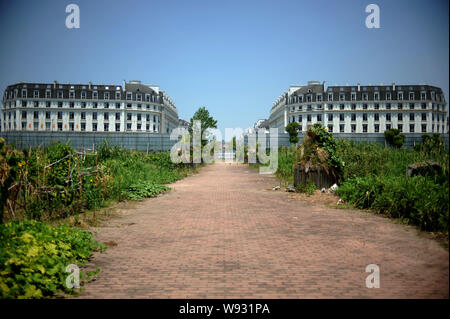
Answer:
[285, 122, 301, 144]
[384, 128, 405, 148]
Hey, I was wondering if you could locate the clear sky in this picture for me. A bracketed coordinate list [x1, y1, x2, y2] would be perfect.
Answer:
[0, 0, 448, 133]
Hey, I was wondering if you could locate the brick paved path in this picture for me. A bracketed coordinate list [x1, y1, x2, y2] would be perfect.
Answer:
[80, 162, 448, 298]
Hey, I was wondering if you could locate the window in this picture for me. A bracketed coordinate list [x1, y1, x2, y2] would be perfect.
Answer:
[409, 103, 414, 110]
[45, 90, 51, 98]
[398, 92, 403, 100]
[127, 113, 131, 121]
[363, 124, 368, 132]
[57, 112, 62, 120]
[116, 123, 120, 131]
[33, 101, 39, 107]
[363, 93, 368, 101]
[421, 124, 426, 133]
[93, 112, 97, 120]
[317, 94, 322, 102]
[307, 114, 311, 122]
[22, 111, 27, 119]
[22, 100, 27, 107]
[328, 125, 333, 132]
[104, 92, 110, 100]
[115, 112, 120, 120]
[81, 112, 86, 120]
[351, 113, 356, 121]
[374, 113, 379, 121]
[298, 115, 302, 122]
[93, 91, 98, 99]
[104, 123, 109, 132]
[328, 93, 333, 101]
[69, 112, 74, 120]
[69, 102, 74, 108]
[386, 113, 391, 121]
[127, 123, 132, 131]
[81, 91, 86, 99]
[339, 114, 344, 121]
[22, 89, 27, 98]
[104, 112, 109, 121]
[398, 113, 403, 121]
[421, 92, 426, 100]
[374, 104, 379, 110]
[81, 102, 86, 108]
[386, 92, 391, 100]
[45, 111, 50, 119]
[398, 103, 403, 110]
[351, 104, 356, 110]
[317, 114, 322, 122]
[307, 105, 312, 111]
[81, 123, 86, 131]
[339, 93, 345, 101]
[363, 104, 367, 110]
[45, 122, 50, 130]
[116, 92, 121, 100]
[351, 93, 356, 101]
[127, 92, 132, 100]
[386, 103, 391, 110]
[409, 113, 414, 121]
[339, 124, 344, 133]
[116, 103, 120, 109]
[105, 103, 109, 109]
[58, 123, 63, 131]
[137, 94, 142, 101]
[374, 124, 380, 133]
[307, 95, 311, 102]
[362, 113, 367, 121]
[328, 114, 333, 121]
[137, 124, 141, 130]
[137, 114, 142, 121]
[351, 124, 356, 133]
[398, 124, 403, 132]
[93, 102, 98, 108]
[327, 104, 332, 110]
[409, 92, 414, 100]
[374, 92, 379, 100]
[340, 104, 344, 110]
[93, 123, 97, 132]
[137, 104, 142, 109]
[421, 103, 426, 109]
[69, 91, 75, 99]
[421, 113, 426, 121]
[33, 90, 39, 98]
[58, 91, 63, 99]
[127, 103, 132, 108]
[386, 124, 391, 130]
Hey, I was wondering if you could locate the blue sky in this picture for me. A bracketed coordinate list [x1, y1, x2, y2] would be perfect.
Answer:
[0, 0, 448, 133]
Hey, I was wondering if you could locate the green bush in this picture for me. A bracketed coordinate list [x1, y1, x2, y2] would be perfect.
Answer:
[337, 176, 449, 231]
[122, 181, 170, 200]
[384, 128, 405, 148]
[0, 220, 105, 298]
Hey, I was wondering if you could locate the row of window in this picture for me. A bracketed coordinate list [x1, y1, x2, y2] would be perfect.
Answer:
[3, 100, 161, 110]
[293, 123, 444, 134]
[290, 103, 446, 112]
[4, 89, 159, 102]
[4, 122, 160, 132]
[4, 111, 160, 122]
[290, 113, 446, 123]
[288, 91, 444, 104]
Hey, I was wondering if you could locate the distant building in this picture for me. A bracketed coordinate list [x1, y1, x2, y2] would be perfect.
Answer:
[178, 118, 190, 130]
[269, 81, 448, 135]
[1, 80, 179, 134]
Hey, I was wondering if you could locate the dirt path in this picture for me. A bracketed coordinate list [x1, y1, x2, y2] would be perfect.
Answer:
[79, 162, 448, 298]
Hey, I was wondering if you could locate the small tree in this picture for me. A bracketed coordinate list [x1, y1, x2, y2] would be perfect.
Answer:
[285, 122, 301, 144]
[189, 106, 218, 147]
[384, 128, 405, 148]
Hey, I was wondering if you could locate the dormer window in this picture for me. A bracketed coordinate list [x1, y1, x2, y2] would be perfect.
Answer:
[398, 92, 403, 100]
[307, 95, 311, 102]
[45, 90, 51, 98]
[374, 92, 379, 100]
[421, 92, 426, 100]
[363, 93, 368, 101]
[409, 92, 414, 100]
[339, 93, 345, 101]
[69, 91, 75, 99]
[317, 94, 322, 102]
[22, 89, 27, 98]
[299, 95, 303, 103]
[57, 91, 63, 99]
[328, 93, 333, 101]
[431, 91, 435, 100]
[137, 94, 142, 101]
[93, 91, 98, 99]
[104, 92, 110, 100]
[116, 91, 121, 99]
[126, 92, 132, 100]
[146, 94, 150, 102]
[386, 92, 391, 100]
[33, 90, 39, 98]
[351, 93, 356, 101]
[81, 91, 86, 99]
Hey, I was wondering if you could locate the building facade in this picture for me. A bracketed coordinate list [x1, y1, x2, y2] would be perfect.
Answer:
[269, 81, 448, 136]
[1, 80, 179, 134]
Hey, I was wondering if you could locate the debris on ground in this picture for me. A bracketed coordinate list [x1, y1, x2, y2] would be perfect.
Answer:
[286, 185, 296, 192]
[321, 188, 326, 193]
[329, 183, 339, 193]
[272, 186, 280, 191]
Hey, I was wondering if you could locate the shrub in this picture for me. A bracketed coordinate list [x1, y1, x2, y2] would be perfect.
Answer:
[0, 220, 105, 298]
[384, 128, 405, 148]
[285, 122, 301, 144]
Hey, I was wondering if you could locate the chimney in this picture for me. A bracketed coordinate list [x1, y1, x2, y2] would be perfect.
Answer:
[392, 82, 396, 91]
[357, 83, 360, 92]
[89, 81, 92, 90]
[53, 80, 57, 88]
